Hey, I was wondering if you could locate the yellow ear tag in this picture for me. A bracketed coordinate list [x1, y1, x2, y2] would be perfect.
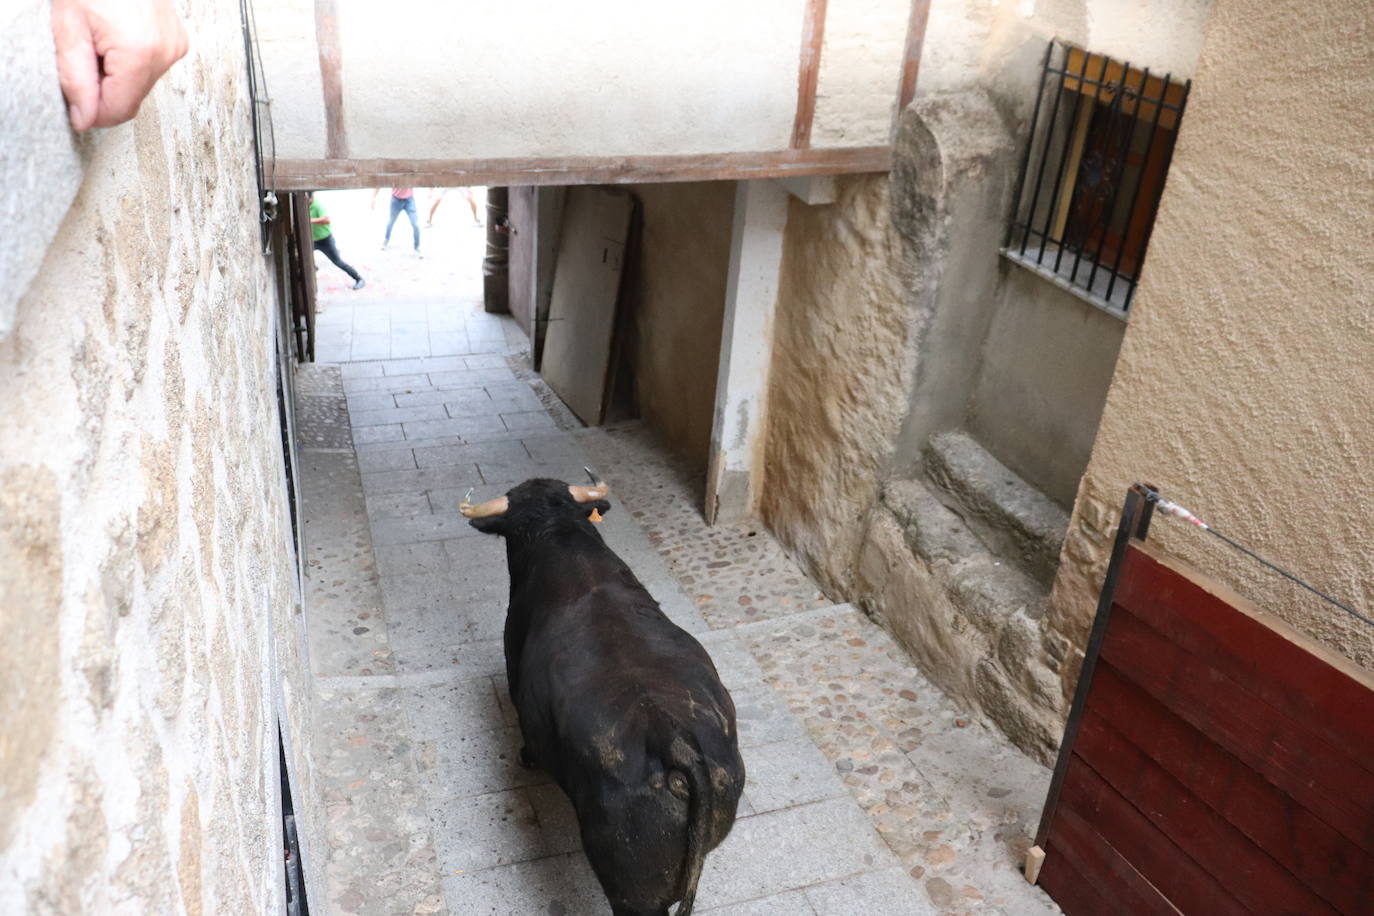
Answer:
[589, 508, 603, 523]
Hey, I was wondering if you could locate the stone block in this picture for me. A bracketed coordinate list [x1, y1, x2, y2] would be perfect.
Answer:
[500, 411, 557, 433]
[355, 448, 418, 474]
[352, 424, 405, 446]
[393, 389, 459, 408]
[420, 723, 548, 799]
[703, 890, 815, 915]
[404, 415, 508, 442]
[363, 466, 485, 497]
[740, 737, 847, 814]
[924, 431, 1069, 585]
[370, 512, 480, 547]
[804, 867, 936, 916]
[345, 392, 398, 411]
[883, 479, 983, 566]
[429, 367, 518, 388]
[947, 558, 1046, 633]
[441, 851, 604, 916]
[342, 373, 432, 394]
[340, 362, 386, 379]
[413, 440, 528, 470]
[693, 798, 895, 910]
[365, 492, 432, 521]
[374, 542, 449, 576]
[349, 404, 449, 428]
[427, 788, 548, 875]
[727, 684, 810, 748]
[973, 659, 1059, 764]
[383, 356, 471, 375]
[485, 383, 546, 413]
[694, 632, 768, 694]
[399, 680, 504, 742]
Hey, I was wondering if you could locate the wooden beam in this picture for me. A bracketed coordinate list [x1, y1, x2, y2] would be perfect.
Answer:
[314, 0, 347, 158]
[270, 147, 892, 191]
[790, 0, 829, 149]
[897, 0, 932, 114]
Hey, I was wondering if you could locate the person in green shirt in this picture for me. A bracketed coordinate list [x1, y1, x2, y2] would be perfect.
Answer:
[307, 192, 365, 289]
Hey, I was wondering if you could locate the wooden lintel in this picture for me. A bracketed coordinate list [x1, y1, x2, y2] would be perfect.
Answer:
[270, 147, 892, 191]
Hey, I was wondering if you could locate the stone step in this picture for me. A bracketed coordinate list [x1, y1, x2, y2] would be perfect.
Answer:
[923, 431, 1068, 586]
[882, 478, 1048, 635]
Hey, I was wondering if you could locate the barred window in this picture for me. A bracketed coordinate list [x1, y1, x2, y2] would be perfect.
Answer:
[1004, 41, 1192, 315]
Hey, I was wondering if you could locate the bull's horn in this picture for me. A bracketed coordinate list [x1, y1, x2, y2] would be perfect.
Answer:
[568, 482, 609, 503]
[460, 494, 509, 518]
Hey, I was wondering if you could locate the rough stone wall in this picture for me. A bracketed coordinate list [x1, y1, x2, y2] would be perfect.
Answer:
[760, 174, 913, 597]
[628, 182, 734, 468]
[0, 3, 321, 912]
[1044, 0, 1374, 690]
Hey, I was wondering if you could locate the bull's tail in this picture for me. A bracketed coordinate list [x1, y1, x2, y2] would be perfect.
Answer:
[667, 732, 711, 916]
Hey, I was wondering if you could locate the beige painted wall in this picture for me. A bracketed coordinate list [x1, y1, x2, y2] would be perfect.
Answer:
[259, 0, 913, 161]
[761, 174, 913, 594]
[1045, 0, 1374, 682]
[0, 3, 321, 911]
[918, 0, 1211, 106]
[628, 183, 734, 468]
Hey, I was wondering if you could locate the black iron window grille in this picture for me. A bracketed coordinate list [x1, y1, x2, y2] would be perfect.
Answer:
[1004, 40, 1191, 315]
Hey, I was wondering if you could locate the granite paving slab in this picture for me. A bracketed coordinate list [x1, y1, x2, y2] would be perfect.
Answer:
[303, 338, 1062, 916]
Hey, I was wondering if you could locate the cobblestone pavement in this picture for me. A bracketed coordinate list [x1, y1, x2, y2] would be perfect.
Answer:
[298, 295, 1061, 915]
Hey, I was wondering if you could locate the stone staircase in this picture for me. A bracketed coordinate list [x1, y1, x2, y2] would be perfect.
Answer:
[858, 431, 1071, 762]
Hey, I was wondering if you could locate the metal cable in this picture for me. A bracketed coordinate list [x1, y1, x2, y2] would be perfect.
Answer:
[1149, 494, 1374, 630]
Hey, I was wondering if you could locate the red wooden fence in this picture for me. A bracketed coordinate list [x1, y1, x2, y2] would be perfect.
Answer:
[1034, 500, 1374, 915]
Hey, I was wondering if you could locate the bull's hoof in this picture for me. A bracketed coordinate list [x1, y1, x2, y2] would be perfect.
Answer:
[519, 746, 535, 769]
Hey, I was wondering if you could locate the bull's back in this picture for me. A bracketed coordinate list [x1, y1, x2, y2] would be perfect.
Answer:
[510, 583, 744, 913]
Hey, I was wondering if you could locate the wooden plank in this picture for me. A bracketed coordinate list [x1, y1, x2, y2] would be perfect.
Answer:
[1062, 47, 1185, 130]
[896, 0, 932, 113]
[1090, 661, 1374, 913]
[1118, 542, 1374, 761]
[270, 147, 892, 191]
[1049, 804, 1182, 916]
[1035, 487, 1153, 850]
[1100, 607, 1374, 858]
[1057, 758, 1248, 916]
[507, 186, 536, 336]
[313, 0, 347, 158]
[1023, 845, 1045, 884]
[540, 187, 633, 425]
[1076, 711, 1342, 915]
[790, 0, 828, 149]
[1036, 844, 1119, 916]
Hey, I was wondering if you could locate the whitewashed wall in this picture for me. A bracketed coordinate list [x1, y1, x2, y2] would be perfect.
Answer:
[259, 0, 913, 161]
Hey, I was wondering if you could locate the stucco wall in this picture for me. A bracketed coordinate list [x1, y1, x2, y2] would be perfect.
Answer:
[260, 0, 913, 161]
[1045, 0, 1374, 687]
[811, 0, 911, 147]
[0, 3, 321, 912]
[967, 268, 1126, 507]
[918, 0, 1211, 108]
[761, 174, 913, 595]
[628, 182, 734, 467]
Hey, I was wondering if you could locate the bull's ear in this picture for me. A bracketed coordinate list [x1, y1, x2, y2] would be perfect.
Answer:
[584, 499, 611, 521]
[468, 515, 510, 535]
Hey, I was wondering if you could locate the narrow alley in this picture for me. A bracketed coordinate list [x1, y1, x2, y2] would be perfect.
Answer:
[292, 195, 1060, 915]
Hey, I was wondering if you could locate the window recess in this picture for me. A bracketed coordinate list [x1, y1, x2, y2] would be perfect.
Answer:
[1004, 41, 1191, 317]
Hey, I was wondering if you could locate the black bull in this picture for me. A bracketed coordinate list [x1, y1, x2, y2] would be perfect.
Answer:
[465, 478, 745, 916]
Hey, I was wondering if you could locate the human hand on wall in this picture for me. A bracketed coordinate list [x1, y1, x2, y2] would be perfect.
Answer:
[51, 0, 189, 131]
